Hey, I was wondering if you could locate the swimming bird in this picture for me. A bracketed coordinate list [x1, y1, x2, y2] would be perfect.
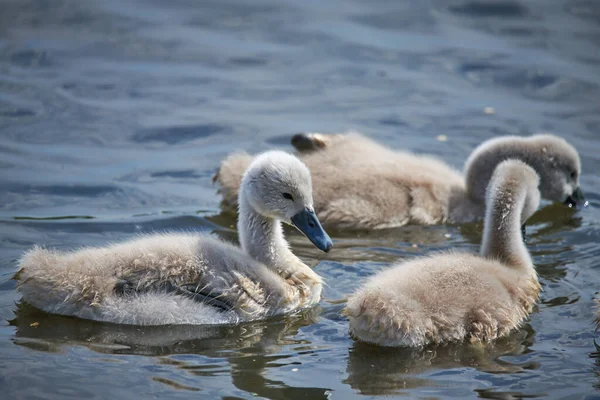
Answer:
[214, 132, 584, 230]
[16, 151, 333, 326]
[344, 159, 542, 347]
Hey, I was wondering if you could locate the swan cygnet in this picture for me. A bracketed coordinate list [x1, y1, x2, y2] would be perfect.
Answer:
[344, 160, 542, 347]
[214, 132, 584, 230]
[16, 151, 333, 326]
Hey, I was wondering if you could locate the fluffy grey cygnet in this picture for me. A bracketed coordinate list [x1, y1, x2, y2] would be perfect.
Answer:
[214, 132, 583, 230]
[344, 160, 541, 347]
[16, 151, 333, 325]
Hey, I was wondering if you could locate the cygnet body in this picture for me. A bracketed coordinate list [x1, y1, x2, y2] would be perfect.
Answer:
[214, 132, 583, 230]
[16, 151, 333, 326]
[344, 160, 541, 347]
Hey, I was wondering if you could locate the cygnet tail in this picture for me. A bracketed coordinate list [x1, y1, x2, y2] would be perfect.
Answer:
[16, 246, 93, 316]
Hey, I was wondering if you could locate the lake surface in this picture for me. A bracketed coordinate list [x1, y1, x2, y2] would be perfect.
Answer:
[1, 0, 600, 398]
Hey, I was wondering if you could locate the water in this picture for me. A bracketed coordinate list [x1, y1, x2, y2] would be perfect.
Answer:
[1, 0, 600, 398]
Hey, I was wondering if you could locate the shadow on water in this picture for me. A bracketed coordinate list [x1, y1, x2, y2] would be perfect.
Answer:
[526, 203, 583, 236]
[345, 324, 539, 395]
[345, 325, 538, 396]
[10, 303, 317, 356]
[10, 303, 332, 399]
[227, 348, 332, 400]
[12, 301, 543, 399]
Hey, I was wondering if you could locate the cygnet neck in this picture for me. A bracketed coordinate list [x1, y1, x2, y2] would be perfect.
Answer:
[237, 190, 300, 272]
[480, 178, 532, 271]
[465, 138, 531, 204]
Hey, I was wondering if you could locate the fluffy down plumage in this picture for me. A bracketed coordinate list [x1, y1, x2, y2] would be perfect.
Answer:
[344, 160, 542, 347]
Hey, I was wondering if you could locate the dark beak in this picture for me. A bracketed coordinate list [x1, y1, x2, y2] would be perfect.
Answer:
[291, 208, 333, 252]
[564, 187, 586, 208]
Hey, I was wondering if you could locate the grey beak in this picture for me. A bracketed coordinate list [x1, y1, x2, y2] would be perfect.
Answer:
[290, 208, 333, 252]
[564, 187, 586, 208]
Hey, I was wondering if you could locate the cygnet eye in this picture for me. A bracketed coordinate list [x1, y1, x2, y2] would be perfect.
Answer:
[570, 171, 577, 180]
[282, 192, 294, 201]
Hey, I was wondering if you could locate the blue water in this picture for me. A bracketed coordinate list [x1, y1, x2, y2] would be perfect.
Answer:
[1, 0, 600, 398]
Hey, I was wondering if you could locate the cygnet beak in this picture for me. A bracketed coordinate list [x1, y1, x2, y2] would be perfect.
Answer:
[564, 187, 587, 208]
[291, 208, 333, 252]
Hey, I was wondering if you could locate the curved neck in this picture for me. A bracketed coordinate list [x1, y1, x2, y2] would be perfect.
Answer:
[480, 184, 532, 270]
[465, 138, 531, 204]
[238, 192, 300, 272]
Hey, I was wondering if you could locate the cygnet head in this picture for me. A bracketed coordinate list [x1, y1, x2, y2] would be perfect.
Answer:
[240, 150, 333, 252]
[465, 134, 584, 208]
[528, 135, 583, 208]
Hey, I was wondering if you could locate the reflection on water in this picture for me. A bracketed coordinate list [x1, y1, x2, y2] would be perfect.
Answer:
[345, 326, 535, 396]
[11, 303, 321, 356]
[1, 0, 600, 398]
[12, 303, 333, 399]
